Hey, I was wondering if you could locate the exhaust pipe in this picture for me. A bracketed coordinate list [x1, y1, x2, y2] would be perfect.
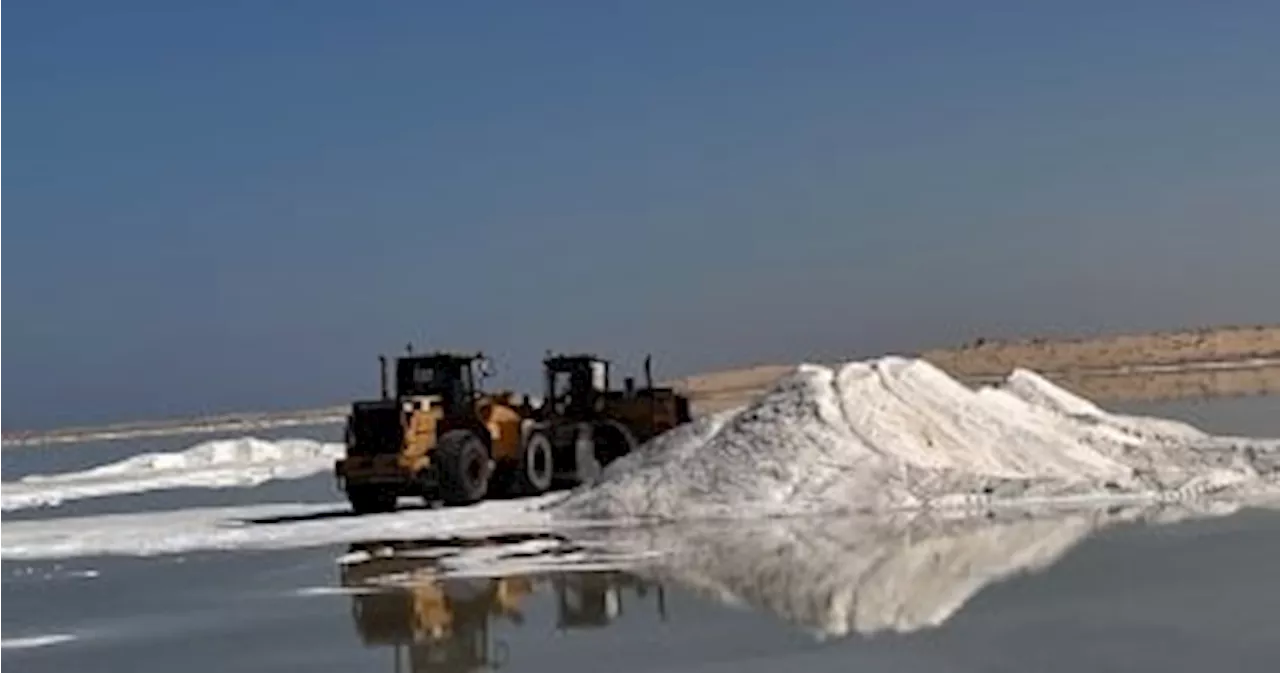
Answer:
[644, 354, 656, 426]
[378, 355, 389, 400]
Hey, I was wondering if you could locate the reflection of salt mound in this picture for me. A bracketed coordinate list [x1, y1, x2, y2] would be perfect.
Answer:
[3, 437, 342, 510]
[554, 358, 1280, 520]
[603, 505, 1217, 638]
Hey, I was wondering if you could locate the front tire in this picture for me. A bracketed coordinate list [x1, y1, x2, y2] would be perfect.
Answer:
[437, 430, 492, 506]
[509, 430, 555, 496]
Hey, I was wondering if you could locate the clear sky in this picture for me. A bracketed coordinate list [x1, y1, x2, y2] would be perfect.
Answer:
[5, 1, 1279, 429]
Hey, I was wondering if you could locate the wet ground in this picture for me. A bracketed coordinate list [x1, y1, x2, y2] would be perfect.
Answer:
[3, 396, 1279, 672]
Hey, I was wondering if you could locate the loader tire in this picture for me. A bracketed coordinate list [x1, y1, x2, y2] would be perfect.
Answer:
[437, 430, 491, 506]
[593, 421, 634, 468]
[509, 430, 555, 496]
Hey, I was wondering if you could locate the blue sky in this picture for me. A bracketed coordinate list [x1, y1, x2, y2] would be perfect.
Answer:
[5, 1, 1279, 429]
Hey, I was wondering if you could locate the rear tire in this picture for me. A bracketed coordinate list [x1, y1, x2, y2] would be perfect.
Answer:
[348, 486, 396, 514]
[593, 422, 634, 468]
[437, 430, 491, 506]
[509, 430, 555, 496]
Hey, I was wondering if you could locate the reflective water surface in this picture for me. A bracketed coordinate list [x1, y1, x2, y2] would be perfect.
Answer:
[4, 395, 1279, 672]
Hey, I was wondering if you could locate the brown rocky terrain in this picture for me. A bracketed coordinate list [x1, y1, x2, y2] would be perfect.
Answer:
[918, 324, 1280, 377]
[673, 324, 1280, 415]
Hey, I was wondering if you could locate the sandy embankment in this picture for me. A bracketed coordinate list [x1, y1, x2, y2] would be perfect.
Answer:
[676, 325, 1280, 415]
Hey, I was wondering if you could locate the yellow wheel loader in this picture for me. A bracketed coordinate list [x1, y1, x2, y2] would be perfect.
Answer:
[334, 351, 541, 513]
[524, 353, 692, 486]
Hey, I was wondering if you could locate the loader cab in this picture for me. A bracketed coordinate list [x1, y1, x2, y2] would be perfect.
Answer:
[543, 354, 610, 419]
[394, 353, 489, 414]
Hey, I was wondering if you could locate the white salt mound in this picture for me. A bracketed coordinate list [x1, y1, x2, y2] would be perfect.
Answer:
[44, 437, 340, 477]
[2, 437, 342, 511]
[553, 357, 1280, 520]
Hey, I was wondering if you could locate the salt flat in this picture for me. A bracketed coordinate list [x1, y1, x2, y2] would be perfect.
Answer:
[3, 380, 1278, 673]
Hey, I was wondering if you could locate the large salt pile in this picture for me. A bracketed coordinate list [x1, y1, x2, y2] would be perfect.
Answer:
[553, 357, 1280, 520]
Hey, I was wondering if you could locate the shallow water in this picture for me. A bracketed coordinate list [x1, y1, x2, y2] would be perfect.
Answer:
[1115, 395, 1280, 436]
[5, 506, 1280, 673]
[3, 396, 1279, 672]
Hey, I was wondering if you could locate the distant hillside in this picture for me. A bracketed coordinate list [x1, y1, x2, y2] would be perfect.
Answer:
[671, 324, 1280, 414]
[918, 323, 1280, 377]
[6, 324, 1278, 448]
[1, 407, 347, 448]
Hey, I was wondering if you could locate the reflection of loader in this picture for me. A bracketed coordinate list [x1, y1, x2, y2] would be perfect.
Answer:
[343, 558, 531, 673]
[339, 542, 666, 673]
[334, 351, 541, 513]
[523, 353, 692, 486]
[552, 571, 665, 631]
